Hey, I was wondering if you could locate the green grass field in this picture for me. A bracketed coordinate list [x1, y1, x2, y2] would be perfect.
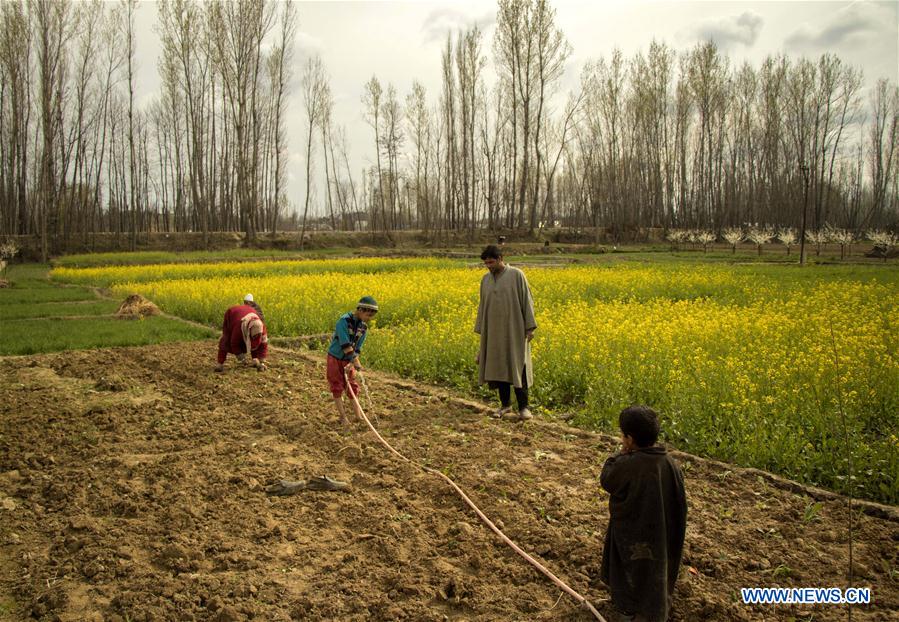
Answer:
[0, 316, 213, 355]
[1, 264, 214, 355]
[0, 299, 119, 320]
[0, 285, 100, 305]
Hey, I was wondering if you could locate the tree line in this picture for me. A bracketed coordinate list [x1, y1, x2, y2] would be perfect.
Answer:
[1, 0, 896, 259]
[0, 0, 297, 260]
[347, 0, 898, 241]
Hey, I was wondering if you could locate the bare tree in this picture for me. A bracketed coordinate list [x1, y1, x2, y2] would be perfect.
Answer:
[120, 0, 139, 250]
[494, 0, 569, 233]
[481, 85, 508, 231]
[406, 80, 432, 231]
[528, 0, 570, 233]
[207, 0, 276, 243]
[867, 79, 899, 228]
[31, 0, 75, 261]
[785, 57, 817, 262]
[66, 0, 104, 242]
[630, 40, 675, 228]
[267, 0, 297, 236]
[335, 126, 360, 229]
[318, 81, 336, 230]
[363, 75, 388, 234]
[439, 35, 458, 231]
[583, 50, 627, 235]
[685, 41, 729, 230]
[299, 55, 327, 248]
[727, 61, 758, 228]
[539, 91, 583, 228]
[88, 5, 124, 239]
[0, 0, 32, 236]
[811, 55, 862, 230]
[158, 0, 213, 244]
[380, 83, 403, 230]
[756, 55, 788, 226]
[2, 2, 897, 248]
[495, 0, 530, 229]
[456, 26, 485, 234]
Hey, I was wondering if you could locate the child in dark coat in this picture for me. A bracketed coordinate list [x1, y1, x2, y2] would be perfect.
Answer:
[600, 405, 687, 622]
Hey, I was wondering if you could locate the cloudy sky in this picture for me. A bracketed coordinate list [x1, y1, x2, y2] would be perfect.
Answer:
[132, 0, 899, 214]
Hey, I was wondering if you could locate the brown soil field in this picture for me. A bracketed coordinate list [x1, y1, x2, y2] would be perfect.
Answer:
[0, 342, 896, 621]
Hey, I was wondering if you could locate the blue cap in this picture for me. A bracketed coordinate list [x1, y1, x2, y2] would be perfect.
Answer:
[357, 296, 378, 311]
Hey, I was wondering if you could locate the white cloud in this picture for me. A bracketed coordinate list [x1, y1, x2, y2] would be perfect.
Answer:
[786, 2, 889, 50]
[421, 7, 496, 45]
[681, 11, 764, 49]
[296, 30, 325, 56]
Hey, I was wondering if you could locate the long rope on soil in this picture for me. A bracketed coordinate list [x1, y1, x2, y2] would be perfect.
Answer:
[344, 370, 606, 621]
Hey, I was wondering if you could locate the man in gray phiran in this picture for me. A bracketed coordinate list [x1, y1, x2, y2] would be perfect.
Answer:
[474, 245, 537, 421]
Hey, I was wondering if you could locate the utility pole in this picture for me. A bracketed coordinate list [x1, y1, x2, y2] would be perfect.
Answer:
[799, 162, 810, 266]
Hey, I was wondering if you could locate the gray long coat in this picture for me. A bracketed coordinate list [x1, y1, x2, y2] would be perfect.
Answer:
[474, 265, 537, 389]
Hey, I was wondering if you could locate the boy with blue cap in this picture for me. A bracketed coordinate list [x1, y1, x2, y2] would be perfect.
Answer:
[327, 296, 378, 425]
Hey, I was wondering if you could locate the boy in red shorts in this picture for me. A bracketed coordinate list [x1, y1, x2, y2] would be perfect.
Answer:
[327, 296, 378, 425]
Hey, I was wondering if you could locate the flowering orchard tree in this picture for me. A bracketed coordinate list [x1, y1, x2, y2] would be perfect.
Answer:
[776, 228, 797, 255]
[747, 227, 775, 256]
[694, 230, 716, 253]
[805, 229, 827, 256]
[867, 230, 897, 262]
[826, 227, 855, 260]
[0, 239, 18, 260]
[722, 228, 744, 254]
[666, 229, 690, 251]
[0, 239, 19, 276]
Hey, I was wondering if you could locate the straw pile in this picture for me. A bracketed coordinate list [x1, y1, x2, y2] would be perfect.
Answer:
[115, 294, 161, 319]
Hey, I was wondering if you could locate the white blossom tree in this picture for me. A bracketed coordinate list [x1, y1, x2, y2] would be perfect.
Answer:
[826, 226, 855, 260]
[805, 229, 828, 256]
[666, 229, 690, 251]
[0, 238, 19, 277]
[747, 227, 775, 256]
[723, 228, 744, 254]
[867, 230, 897, 262]
[776, 228, 797, 255]
[694, 230, 716, 253]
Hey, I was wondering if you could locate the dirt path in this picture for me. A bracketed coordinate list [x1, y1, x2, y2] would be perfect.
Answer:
[0, 343, 895, 621]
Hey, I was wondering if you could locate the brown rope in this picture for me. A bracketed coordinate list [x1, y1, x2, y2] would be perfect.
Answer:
[343, 370, 605, 621]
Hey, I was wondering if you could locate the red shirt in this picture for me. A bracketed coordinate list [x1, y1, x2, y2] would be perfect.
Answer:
[218, 304, 268, 362]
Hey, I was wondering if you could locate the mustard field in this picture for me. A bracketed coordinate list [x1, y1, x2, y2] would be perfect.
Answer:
[52, 258, 899, 504]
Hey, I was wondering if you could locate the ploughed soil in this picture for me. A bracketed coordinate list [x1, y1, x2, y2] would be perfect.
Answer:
[0, 342, 896, 622]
